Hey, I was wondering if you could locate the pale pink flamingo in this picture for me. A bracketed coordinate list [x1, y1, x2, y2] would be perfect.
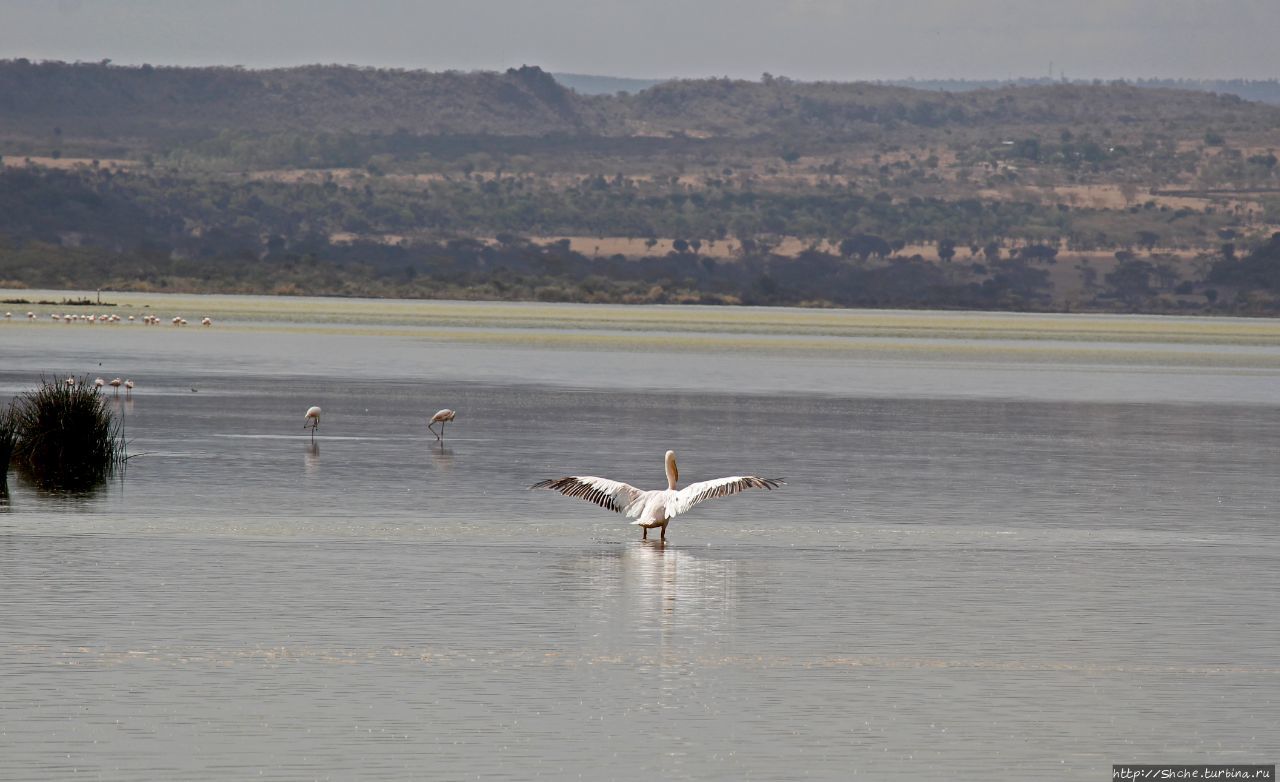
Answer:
[428, 409, 456, 441]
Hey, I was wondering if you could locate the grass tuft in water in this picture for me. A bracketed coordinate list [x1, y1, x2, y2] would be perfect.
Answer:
[9, 377, 124, 490]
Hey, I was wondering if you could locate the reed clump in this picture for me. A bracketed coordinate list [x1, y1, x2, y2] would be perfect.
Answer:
[8, 378, 124, 489]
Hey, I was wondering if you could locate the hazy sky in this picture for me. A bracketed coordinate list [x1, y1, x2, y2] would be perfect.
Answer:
[1, 0, 1276, 81]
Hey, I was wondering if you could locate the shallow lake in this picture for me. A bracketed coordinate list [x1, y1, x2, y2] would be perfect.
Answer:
[2, 292, 1278, 780]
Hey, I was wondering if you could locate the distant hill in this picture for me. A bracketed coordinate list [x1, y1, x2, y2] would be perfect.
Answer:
[0, 61, 604, 141]
[611, 76, 1278, 141]
[552, 72, 665, 95]
[877, 77, 1280, 106]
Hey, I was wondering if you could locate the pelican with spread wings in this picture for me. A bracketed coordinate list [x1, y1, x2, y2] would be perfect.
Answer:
[532, 450, 783, 541]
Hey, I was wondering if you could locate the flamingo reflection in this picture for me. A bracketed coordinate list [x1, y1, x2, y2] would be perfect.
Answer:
[304, 441, 320, 477]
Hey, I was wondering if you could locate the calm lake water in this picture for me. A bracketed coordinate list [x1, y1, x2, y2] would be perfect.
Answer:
[2, 294, 1278, 780]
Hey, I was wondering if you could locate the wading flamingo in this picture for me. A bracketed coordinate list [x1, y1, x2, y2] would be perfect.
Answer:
[125, 379, 134, 398]
[109, 377, 122, 394]
[428, 409, 456, 441]
[304, 406, 322, 440]
[532, 450, 783, 541]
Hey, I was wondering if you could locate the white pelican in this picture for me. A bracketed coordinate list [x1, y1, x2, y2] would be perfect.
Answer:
[304, 406, 322, 439]
[532, 450, 783, 541]
[428, 408, 456, 441]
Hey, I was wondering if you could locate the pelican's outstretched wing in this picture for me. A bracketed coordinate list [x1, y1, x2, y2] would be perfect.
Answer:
[531, 476, 647, 516]
[666, 476, 785, 518]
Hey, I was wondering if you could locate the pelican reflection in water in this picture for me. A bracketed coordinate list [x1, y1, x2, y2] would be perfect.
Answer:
[566, 545, 741, 658]
[533, 450, 783, 541]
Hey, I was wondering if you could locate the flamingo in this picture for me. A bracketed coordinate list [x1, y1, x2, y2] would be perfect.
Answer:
[201, 317, 212, 327]
[109, 377, 122, 394]
[94, 377, 105, 389]
[532, 450, 784, 541]
[303, 406, 322, 440]
[125, 379, 134, 398]
[428, 408, 456, 441]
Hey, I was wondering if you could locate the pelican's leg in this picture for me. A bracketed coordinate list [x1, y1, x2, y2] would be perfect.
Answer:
[660, 523, 668, 542]
[642, 527, 648, 540]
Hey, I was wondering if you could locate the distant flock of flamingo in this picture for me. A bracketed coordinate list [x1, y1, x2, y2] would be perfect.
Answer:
[55, 375, 136, 397]
[4, 310, 213, 326]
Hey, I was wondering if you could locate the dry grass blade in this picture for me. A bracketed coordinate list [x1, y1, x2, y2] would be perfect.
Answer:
[0, 403, 16, 487]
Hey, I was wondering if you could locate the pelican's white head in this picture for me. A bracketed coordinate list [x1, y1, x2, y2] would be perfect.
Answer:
[664, 450, 678, 490]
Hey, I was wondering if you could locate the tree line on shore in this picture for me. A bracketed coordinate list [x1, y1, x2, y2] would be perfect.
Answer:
[3, 163, 1277, 312]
